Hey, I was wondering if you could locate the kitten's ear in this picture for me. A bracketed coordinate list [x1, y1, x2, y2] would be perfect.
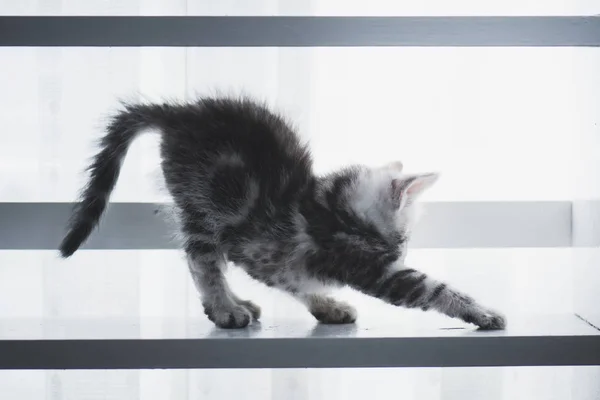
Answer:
[390, 173, 439, 209]
[404, 172, 439, 196]
[386, 161, 403, 172]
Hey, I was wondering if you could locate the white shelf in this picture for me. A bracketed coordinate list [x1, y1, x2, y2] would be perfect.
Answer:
[0, 314, 597, 369]
[0, 201, 571, 249]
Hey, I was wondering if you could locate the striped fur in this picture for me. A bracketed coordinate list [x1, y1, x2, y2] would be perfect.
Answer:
[60, 96, 506, 330]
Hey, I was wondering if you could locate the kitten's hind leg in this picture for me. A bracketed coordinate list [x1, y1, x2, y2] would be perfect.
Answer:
[298, 293, 357, 324]
[186, 243, 258, 329]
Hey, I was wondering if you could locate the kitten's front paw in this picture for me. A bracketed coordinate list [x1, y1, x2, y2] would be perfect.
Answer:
[467, 309, 507, 331]
[311, 300, 357, 324]
[203, 303, 252, 329]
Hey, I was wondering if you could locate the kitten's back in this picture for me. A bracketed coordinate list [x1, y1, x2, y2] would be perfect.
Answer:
[60, 96, 314, 256]
[159, 97, 314, 238]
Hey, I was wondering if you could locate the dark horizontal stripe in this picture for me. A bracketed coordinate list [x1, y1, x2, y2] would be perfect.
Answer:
[0, 336, 598, 369]
[405, 282, 428, 307]
[0, 17, 599, 47]
[0, 201, 571, 250]
[374, 269, 417, 299]
[428, 284, 447, 304]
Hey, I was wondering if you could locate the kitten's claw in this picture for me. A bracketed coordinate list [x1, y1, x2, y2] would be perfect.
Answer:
[203, 303, 252, 329]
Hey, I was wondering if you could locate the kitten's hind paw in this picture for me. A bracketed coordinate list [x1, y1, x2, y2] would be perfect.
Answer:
[311, 299, 357, 324]
[468, 309, 507, 331]
[203, 303, 252, 329]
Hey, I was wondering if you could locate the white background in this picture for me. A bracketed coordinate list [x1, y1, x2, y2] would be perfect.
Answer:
[1, 0, 600, 15]
[1, 0, 600, 399]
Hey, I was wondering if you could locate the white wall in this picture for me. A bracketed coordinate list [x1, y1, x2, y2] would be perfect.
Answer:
[1, 1, 600, 399]
[572, 49, 600, 329]
[1, 0, 599, 15]
[1, 47, 593, 202]
[1, 367, 600, 400]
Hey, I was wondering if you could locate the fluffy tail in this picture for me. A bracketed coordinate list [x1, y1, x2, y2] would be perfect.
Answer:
[59, 102, 172, 257]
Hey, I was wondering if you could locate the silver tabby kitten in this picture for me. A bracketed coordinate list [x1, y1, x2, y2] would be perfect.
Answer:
[59, 96, 506, 330]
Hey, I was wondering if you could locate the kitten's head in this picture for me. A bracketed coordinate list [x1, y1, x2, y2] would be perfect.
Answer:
[344, 161, 439, 239]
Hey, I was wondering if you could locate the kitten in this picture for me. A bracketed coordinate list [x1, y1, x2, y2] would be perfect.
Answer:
[59, 96, 506, 330]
